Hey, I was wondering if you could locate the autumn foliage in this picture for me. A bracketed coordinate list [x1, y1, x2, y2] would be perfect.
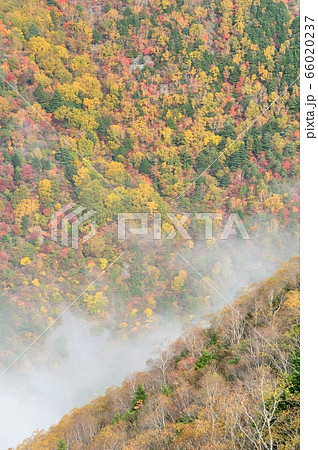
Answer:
[0, 0, 299, 383]
[18, 257, 300, 449]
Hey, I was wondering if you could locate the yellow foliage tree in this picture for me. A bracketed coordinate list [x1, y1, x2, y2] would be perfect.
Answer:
[73, 166, 90, 187]
[100, 258, 108, 270]
[28, 36, 51, 58]
[264, 194, 284, 214]
[20, 257, 31, 266]
[15, 199, 39, 229]
[104, 161, 130, 185]
[38, 179, 53, 204]
[171, 270, 187, 292]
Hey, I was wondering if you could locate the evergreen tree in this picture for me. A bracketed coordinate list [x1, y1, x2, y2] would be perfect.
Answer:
[103, 1, 111, 13]
[218, 172, 231, 188]
[27, 23, 40, 39]
[32, 156, 42, 172]
[34, 82, 48, 106]
[221, 121, 236, 140]
[47, 89, 63, 113]
[21, 216, 29, 237]
[76, 3, 84, 13]
[92, 28, 102, 44]
[12, 151, 22, 169]
[228, 144, 248, 170]
[169, 28, 182, 55]
[57, 439, 67, 450]
[185, 99, 195, 117]
[166, 117, 177, 130]
[50, 8, 57, 26]
[97, 116, 110, 135]
[129, 267, 144, 296]
[139, 158, 151, 174]
[194, 351, 214, 370]
[130, 384, 147, 411]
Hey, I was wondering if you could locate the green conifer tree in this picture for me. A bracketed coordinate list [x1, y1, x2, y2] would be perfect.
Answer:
[57, 439, 67, 450]
[34, 83, 48, 106]
[92, 28, 102, 44]
[130, 384, 146, 411]
[47, 89, 63, 113]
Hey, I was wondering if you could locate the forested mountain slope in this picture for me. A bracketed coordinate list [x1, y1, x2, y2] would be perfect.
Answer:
[18, 257, 300, 449]
[0, 0, 299, 363]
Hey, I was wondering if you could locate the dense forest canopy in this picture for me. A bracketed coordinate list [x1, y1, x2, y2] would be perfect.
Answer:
[0, 0, 299, 358]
